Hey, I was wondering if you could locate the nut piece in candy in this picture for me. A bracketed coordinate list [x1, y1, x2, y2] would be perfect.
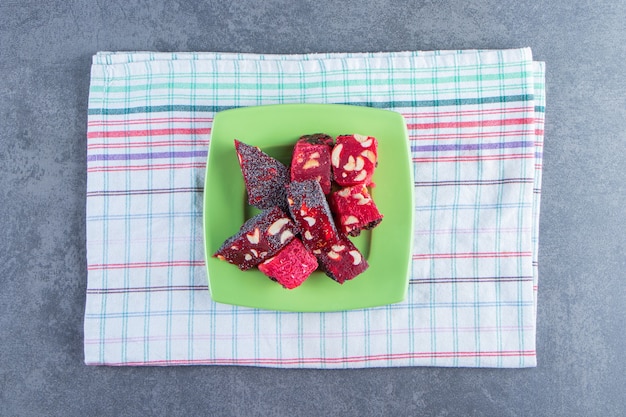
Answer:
[331, 144, 343, 168]
[352, 193, 371, 205]
[303, 159, 320, 169]
[349, 250, 362, 265]
[354, 156, 365, 171]
[361, 150, 376, 164]
[343, 156, 356, 171]
[353, 170, 367, 183]
[267, 218, 290, 235]
[343, 215, 359, 225]
[353, 134, 368, 143]
[246, 228, 260, 244]
[337, 188, 351, 197]
[328, 251, 340, 260]
[331, 244, 345, 252]
[280, 230, 294, 244]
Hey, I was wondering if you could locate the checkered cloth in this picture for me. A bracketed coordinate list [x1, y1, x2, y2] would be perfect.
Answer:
[85, 48, 545, 367]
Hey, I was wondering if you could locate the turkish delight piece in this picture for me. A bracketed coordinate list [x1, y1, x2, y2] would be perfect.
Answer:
[286, 179, 338, 250]
[234, 139, 290, 210]
[213, 207, 297, 270]
[290, 133, 333, 194]
[314, 236, 368, 284]
[329, 185, 383, 236]
[331, 134, 378, 187]
[258, 238, 318, 289]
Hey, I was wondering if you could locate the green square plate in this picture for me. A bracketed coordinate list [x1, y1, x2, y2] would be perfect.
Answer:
[204, 104, 413, 312]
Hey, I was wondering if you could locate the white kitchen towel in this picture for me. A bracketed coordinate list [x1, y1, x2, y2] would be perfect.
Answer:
[85, 48, 545, 367]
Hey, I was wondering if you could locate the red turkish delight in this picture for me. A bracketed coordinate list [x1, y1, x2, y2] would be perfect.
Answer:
[314, 236, 368, 284]
[329, 185, 383, 236]
[286, 179, 338, 250]
[258, 238, 318, 289]
[290, 133, 333, 194]
[234, 139, 290, 210]
[213, 207, 298, 270]
[331, 134, 378, 187]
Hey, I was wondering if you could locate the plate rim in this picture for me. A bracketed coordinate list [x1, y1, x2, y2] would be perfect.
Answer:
[203, 103, 413, 312]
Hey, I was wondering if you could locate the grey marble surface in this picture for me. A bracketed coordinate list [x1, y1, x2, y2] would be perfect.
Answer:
[1, 1, 625, 416]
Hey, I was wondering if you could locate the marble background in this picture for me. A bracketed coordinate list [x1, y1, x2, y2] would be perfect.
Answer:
[1, 1, 625, 415]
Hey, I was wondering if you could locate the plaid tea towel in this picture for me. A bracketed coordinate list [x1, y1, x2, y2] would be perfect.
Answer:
[85, 48, 545, 367]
